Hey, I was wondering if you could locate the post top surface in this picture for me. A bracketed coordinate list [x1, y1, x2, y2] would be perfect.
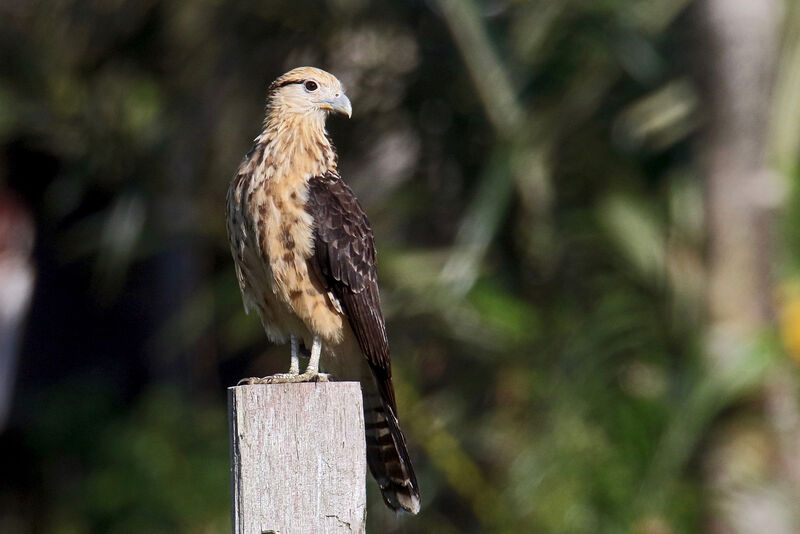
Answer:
[227, 381, 362, 392]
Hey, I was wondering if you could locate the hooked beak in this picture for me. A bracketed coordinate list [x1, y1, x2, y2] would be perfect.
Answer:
[324, 93, 352, 118]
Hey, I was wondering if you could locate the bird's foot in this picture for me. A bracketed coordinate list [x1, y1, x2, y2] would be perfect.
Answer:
[299, 370, 330, 383]
[237, 371, 329, 385]
[237, 373, 295, 385]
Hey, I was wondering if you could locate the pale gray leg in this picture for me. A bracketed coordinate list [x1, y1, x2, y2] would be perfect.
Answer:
[289, 335, 300, 375]
[305, 335, 322, 375]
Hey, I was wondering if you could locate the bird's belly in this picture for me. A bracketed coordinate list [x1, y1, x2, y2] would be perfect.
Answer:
[236, 249, 299, 344]
[241, 192, 345, 347]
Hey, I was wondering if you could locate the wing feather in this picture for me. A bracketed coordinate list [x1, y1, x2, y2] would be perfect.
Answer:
[306, 172, 395, 409]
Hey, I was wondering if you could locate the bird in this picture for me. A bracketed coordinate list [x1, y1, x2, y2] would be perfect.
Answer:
[226, 66, 420, 514]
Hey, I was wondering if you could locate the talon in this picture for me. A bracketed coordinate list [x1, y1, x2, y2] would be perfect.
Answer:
[295, 371, 330, 382]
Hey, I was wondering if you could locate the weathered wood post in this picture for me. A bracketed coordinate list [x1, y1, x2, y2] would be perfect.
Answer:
[228, 382, 367, 534]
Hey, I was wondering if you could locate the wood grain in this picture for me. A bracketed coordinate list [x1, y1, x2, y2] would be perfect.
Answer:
[228, 382, 366, 534]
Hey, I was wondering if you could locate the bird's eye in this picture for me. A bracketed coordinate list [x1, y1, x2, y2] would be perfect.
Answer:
[304, 81, 318, 91]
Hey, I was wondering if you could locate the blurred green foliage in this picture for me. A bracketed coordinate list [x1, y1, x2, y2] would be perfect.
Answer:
[1, 0, 798, 533]
[27, 384, 228, 534]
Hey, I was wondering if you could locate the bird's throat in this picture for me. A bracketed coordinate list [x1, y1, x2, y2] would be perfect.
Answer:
[262, 112, 336, 178]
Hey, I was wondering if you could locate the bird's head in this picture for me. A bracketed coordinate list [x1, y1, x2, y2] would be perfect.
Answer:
[267, 67, 352, 120]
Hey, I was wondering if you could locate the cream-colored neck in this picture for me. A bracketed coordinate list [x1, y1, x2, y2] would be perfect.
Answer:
[260, 111, 336, 179]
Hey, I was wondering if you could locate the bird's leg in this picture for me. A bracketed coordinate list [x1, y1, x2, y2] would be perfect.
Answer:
[289, 335, 300, 375]
[306, 335, 321, 375]
[297, 335, 329, 382]
[237, 335, 328, 385]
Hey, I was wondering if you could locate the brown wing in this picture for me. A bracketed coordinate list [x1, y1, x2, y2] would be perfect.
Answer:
[306, 172, 394, 398]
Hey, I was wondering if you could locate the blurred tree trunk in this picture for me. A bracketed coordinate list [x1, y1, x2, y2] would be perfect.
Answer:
[697, 0, 799, 532]
[702, 0, 780, 331]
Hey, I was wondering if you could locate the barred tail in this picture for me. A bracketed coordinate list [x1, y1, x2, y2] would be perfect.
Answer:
[363, 376, 420, 514]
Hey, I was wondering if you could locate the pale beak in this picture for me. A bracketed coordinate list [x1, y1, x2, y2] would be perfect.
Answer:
[326, 93, 352, 118]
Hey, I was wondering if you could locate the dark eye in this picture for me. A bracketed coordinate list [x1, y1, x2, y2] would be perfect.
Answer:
[304, 80, 318, 91]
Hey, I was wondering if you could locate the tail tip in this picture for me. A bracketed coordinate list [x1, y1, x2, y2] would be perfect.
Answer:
[401, 494, 420, 515]
[384, 489, 420, 515]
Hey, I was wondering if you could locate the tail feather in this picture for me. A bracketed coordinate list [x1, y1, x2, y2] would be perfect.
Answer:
[363, 377, 420, 514]
[324, 345, 420, 514]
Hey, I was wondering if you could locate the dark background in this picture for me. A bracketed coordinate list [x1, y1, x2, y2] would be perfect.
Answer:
[1, 0, 799, 532]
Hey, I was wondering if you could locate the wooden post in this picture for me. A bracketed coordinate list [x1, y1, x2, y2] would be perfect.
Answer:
[228, 382, 367, 534]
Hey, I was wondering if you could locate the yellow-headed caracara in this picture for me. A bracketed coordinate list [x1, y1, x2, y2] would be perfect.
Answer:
[226, 67, 420, 514]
